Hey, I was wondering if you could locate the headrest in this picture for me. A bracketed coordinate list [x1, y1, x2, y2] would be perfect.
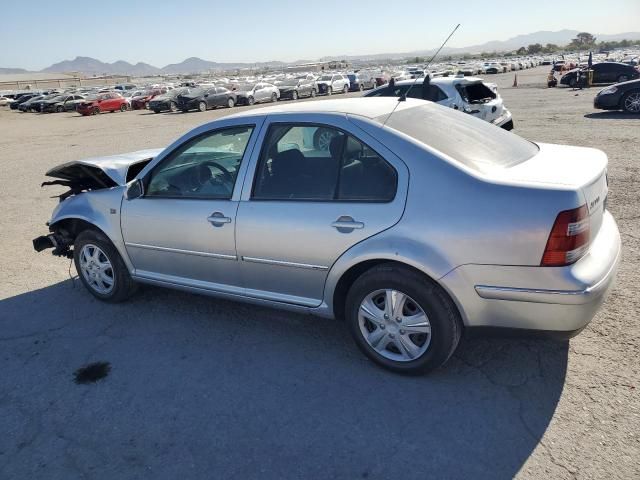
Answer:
[329, 134, 346, 158]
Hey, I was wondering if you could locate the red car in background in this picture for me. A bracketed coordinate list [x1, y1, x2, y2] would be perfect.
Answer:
[77, 93, 128, 116]
[130, 88, 167, 110]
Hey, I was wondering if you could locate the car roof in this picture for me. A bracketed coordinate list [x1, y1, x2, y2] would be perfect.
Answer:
[392, 76, 483, 86]
[225, 97, 428, 120]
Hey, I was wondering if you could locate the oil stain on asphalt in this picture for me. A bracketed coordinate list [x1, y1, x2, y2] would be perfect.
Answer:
[74, 361, 111, 384]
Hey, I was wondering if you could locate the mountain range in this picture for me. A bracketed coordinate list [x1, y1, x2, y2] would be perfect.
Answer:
[2, 30, 639, 76]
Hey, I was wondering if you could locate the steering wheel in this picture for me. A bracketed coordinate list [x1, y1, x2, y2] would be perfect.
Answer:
[203, 161, 234, 186]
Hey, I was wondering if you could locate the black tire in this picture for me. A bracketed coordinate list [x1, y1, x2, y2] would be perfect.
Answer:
[120, 104, 127, 112]
[327, 86, 333, 96]
[92, 107, 100, 115]
[310, 88, 316, 98]
[621, 90, 640, 113]
[342, 84, 348, 94]
[144, 101, 149, 110]
[292, 90, 298, 100]
[56, 105, 64, 113]
[153, 109, 161, 114]
[271, 92, 278, 102]
[198, 101, 207, 112]
[73, 230, 137, 303]
[359, 83, 364, 91]
[181, 108, 189, 113]
[247, 96, 255, 105]
[169, 101, 177, 112]
[345, 263, 462, 374]
[227, 97, 235, 108]
[501, 119, 514, 131]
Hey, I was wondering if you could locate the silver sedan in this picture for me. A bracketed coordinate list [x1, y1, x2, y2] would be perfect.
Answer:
[33, 98, 621, 374]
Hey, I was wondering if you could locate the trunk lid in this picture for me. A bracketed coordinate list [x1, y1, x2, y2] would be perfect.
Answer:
[490, 142, 609, 237]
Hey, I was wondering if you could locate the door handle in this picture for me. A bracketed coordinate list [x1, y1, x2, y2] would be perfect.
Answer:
[332, 216, 364, 232]
[207, 212, 232, 226]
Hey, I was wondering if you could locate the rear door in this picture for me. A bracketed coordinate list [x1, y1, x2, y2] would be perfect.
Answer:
[235, 116, 409, 306]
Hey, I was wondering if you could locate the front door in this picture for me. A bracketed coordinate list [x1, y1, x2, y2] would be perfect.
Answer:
[236, 122, 408, 306]
[121, 125, 257, 292]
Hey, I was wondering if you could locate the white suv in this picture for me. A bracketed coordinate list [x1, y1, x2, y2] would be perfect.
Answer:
[316, 74, 350, 95]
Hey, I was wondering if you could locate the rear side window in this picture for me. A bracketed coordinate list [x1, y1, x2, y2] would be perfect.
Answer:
[252, 124, 397, 202]
[382, 104, 538, 172]
[368, 83, 448, 102]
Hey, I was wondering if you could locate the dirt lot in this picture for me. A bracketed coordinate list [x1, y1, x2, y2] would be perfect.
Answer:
[1, 67, 638, 479]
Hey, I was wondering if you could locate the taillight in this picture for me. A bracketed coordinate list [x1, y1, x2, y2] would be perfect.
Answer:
[541, 205, 590, 267]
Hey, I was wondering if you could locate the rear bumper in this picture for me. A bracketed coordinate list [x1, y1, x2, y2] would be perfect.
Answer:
[440, 211, 621, 333]
[491, 109, 513, 129]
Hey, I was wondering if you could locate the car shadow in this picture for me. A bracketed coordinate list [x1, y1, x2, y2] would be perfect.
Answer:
[584, 111, 640, 120]
[0, 280, 568, 479]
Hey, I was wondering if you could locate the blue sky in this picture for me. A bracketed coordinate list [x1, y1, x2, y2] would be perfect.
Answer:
[1, 0, 639, 70]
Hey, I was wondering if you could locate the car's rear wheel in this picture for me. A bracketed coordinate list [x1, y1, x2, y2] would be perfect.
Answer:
[247, 96, 255, 105]
[92, 107, 100, 115]
[198, 101, 207, 112]
[271, 92, 278, 102]
[622, 90, 640, 113]
[169, 101, 177, 112]
[120, 104, 127, 112]
[56, 105, 64, 113]
[292, 90, 298, 100]
[74, 230, 136, 303]
[345, 263, 461, 374]
[227, 97, 235, 108]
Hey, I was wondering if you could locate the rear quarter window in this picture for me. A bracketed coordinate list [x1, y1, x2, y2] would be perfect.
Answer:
[382, 104, 538, 172]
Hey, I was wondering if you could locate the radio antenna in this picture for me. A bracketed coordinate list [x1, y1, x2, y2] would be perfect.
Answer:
[382, 23, 460, 126]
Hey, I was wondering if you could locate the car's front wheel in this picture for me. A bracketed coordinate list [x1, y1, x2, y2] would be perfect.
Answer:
[198, 101, 207, 112]
[345, 263, 461, 374]
[73, 230, 136, 303]
[622, 90, 640, 113]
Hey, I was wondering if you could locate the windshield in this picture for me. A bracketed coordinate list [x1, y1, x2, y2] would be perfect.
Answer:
[280, 79, 299, 86]
[319, 75, 332, 81]
[381, 104, 539, 172]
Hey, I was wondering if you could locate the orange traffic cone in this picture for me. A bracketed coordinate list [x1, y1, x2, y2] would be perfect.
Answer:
[513, 74, 518, 87]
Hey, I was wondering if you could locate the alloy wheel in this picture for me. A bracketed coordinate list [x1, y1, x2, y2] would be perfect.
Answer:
[358, 289, 431, 362]
[624, 92, 640, 113]
[79, 244, 115, 294]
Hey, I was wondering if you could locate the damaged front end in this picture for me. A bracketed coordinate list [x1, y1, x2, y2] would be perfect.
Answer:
[33, 148, 162, 256]
[32, 231, 74, 258]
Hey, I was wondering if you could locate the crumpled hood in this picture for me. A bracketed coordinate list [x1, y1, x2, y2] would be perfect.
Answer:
[46, 148, 164, 187]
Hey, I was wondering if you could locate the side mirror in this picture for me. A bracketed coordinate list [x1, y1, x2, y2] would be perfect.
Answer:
[125, 178, 144, 200]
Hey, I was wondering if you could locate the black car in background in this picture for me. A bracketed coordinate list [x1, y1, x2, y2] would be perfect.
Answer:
[347, 73, 377, 91]
[561, 62, 640, 87]
[39, 94, 85, 113]
[594, 78, 640, 113]
[176, 87, 236, 112]
[277, 77, 317, 100]
[149, 88, 188, 113]
[18, 95, 48, 112]
[10, 93, 39, 110]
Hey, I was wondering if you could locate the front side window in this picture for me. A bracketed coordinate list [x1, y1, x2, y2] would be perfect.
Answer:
[146, 126, 254, 199]
[252, 124, 397, 202]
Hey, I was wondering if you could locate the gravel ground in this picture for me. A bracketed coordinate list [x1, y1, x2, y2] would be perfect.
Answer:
[0, 67, 638, 479]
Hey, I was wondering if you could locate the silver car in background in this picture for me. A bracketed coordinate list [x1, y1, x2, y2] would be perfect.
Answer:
[33, 98, 620, 374]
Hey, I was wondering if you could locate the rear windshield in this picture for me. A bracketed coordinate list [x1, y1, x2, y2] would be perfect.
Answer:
[381, 104, 538, 172]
